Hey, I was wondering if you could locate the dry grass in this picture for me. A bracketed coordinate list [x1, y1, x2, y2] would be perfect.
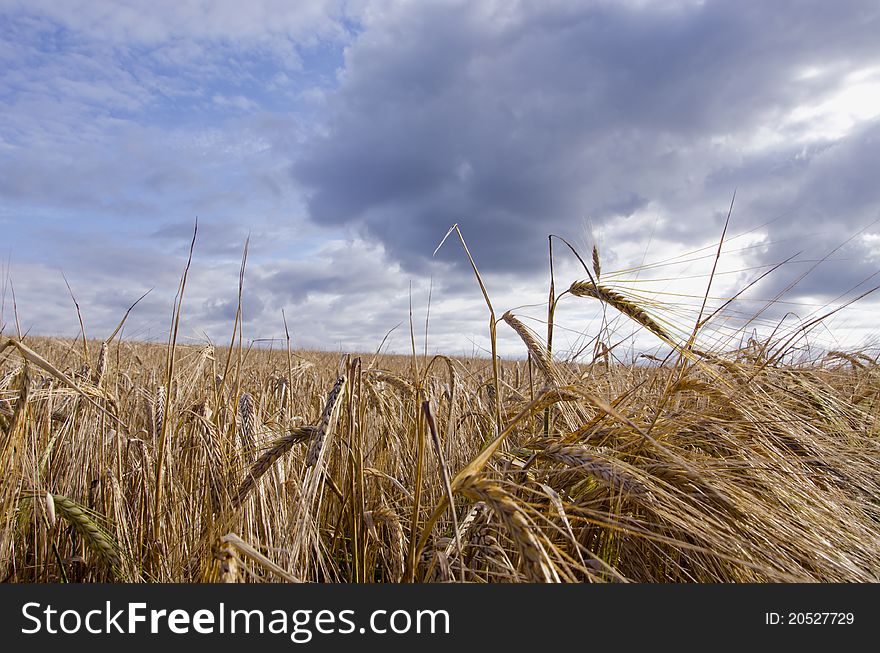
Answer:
[1, 329, 878, 583]
[1, 235, 879, 584]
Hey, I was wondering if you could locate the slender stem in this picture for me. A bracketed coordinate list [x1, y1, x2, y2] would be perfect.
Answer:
[152, 220, 198, 570]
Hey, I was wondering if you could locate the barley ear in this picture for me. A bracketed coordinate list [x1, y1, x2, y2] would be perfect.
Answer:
[569, 281, 672, 343]
[237, 392, 256, 457]
[52, 494, 121, 569]
[502, 311, 555, 383]
[154, 385, 166, 439]
[457, 474, 557, 583]
[305, 376, 346, 467]
[234, 426, 317, 507]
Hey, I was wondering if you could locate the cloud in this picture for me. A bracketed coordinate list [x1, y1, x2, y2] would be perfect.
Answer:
[292, 0, 880, 282]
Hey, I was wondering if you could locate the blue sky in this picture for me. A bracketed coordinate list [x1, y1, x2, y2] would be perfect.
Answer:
[3, 0, 880, 358]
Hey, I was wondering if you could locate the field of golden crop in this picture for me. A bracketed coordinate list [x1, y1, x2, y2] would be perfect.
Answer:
[2, 231, 879, 583]
[2, 326, 879, 583]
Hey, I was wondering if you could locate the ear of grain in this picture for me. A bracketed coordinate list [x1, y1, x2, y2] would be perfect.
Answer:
[445, 502, 487, 558]
[570, 280, 671, 343]
[196, 344, 214, 380]
[501, 311, 555, 383]
[153, 385, 166, 440]
[528, 386, 581, 414]
[457, 474, 557, 583]
[234, 426, 317, 507]
[366, 506, 405, 582]
[52, 494, 120, 569]
[530, 439, 654, 504]
[826, 350, 866, 369]
[305, 376, 346, 467]
[237, 392, 256, 457]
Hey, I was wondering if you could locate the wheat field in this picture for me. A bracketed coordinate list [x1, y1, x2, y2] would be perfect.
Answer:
[2, 235, 880, 583]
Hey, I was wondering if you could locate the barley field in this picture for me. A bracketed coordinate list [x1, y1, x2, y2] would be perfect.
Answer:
[2, 239, 880, 583]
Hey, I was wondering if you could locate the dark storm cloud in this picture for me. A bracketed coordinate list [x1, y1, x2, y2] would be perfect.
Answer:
[729, 119, 880, 300]
[292, 0, 880, 281]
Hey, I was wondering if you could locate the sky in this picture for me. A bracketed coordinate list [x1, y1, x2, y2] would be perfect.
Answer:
[2, 0, 880, 359]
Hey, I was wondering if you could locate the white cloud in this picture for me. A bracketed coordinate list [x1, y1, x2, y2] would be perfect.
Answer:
[786, 67, 880, 141]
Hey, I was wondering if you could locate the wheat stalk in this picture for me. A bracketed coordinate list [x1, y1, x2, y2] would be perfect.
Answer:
[365, 506, 405, 582]
[592, 244, 601, 281]
[530, 439, 654, 503]
[237, 392, 256, 456]
[153, 385, 166, 440]
[305, 376, 346, 467]
[569, 280, 672, 343]
[501, 311, 555, 383]
[51, 494, 120, 568]
[234, 426, 317, 507]
[457, 474, 557, 583]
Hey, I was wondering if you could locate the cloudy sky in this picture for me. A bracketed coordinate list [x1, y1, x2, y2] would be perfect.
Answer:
[2, 0, 880, 359]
